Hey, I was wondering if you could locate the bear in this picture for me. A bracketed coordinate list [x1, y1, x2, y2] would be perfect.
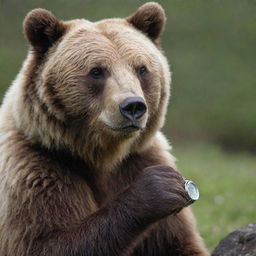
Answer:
[0, 2, 209, 255]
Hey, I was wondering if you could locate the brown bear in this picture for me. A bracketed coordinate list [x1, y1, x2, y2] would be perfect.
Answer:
[0, 2, 209, 255]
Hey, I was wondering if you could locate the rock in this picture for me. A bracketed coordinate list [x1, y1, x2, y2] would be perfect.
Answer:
[212, 223, 256, 256]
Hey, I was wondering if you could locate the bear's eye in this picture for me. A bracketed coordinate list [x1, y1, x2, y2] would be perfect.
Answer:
[137, 66, 148, 77]
[89, 67, 104, 79]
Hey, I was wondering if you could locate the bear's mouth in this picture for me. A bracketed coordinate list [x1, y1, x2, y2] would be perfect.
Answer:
[120, 124, 141, 133]
[109, 124, 145, 133]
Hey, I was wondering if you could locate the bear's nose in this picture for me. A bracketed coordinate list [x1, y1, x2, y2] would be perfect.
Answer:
[119, 97, 147, 121]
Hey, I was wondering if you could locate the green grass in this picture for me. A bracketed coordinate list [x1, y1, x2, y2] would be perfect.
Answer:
[172, 143, 256, 252]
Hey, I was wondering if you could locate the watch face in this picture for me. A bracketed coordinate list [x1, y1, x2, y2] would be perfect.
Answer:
[185, 180, 200, 201]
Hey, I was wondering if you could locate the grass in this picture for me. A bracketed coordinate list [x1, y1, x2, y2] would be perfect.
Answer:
[172, 143, 256, 252]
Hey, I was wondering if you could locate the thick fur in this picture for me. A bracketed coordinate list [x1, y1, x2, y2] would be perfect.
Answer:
[0, 3, 209, 255]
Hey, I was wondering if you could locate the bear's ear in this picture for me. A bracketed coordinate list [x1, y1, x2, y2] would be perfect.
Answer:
[23, 9, 66, 54]
[127, 2, 166, 42]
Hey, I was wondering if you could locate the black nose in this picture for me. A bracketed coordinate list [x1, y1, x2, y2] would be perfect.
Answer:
[119, 97, 147, 121]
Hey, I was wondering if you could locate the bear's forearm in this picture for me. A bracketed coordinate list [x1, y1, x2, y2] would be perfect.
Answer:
[32, 189, 150, 256]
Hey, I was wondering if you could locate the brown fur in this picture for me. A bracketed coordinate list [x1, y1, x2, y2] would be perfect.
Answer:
[23, 8, 67, 55]
[127, 2, 166, 42]
[0, 3, 209, 255]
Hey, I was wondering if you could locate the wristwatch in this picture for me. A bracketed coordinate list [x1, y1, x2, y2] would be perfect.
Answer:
[185, 180, 200, 202]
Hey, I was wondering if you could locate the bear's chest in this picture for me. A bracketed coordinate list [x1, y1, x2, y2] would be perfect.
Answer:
[67, 151, 151, 208]
[71, 163, 140, 208]
[83, 169, 137, 208]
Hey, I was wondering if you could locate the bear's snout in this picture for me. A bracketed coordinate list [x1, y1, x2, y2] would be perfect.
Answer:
[119, 97, 147, 121]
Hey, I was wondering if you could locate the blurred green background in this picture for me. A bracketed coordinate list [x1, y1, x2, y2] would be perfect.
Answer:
[0, 0, 255, 251]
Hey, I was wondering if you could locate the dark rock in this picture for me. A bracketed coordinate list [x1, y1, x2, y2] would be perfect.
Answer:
[212, 223, 256, 256]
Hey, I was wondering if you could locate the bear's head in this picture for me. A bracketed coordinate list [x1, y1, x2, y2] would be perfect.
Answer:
[12, 2, 170, 169]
